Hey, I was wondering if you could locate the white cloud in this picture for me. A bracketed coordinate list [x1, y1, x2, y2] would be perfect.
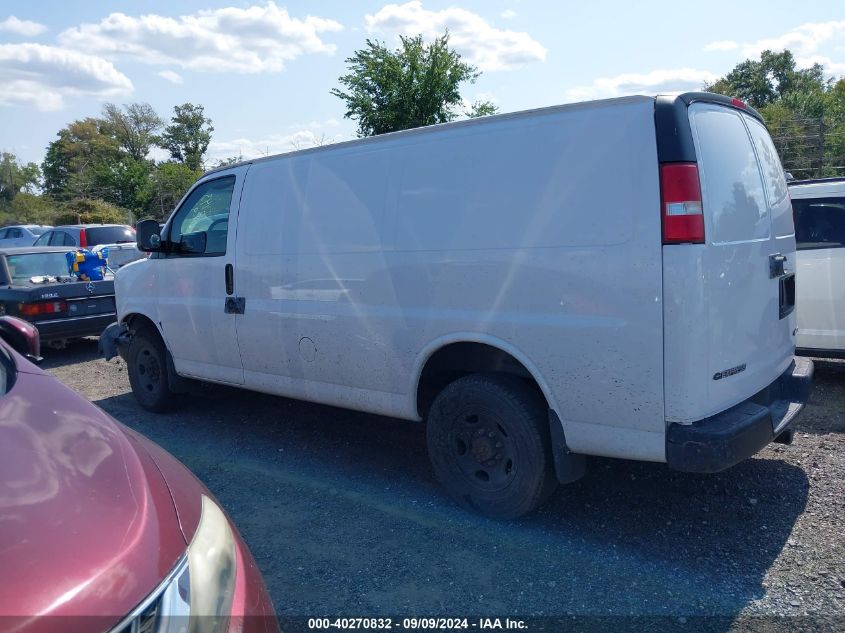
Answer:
[703, 40, 738, 52]
[0, 15, 47, 36]
[365, 1, 545, 71]
[157, 69, 183, 84]
[739, 20, 845, 59]
[292, 118, 341, 131]
[704, 21, 845, 77]
[796, 55, 845, 77]
[0, 43, 133, 111]
[58, 2, 343, 74]
[500, 9, 517, 19]
[207, 125, 345, 162]
[564, 68, 720, 102]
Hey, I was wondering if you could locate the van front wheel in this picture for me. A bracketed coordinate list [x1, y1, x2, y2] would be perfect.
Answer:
[127, 324, 178, 413]
[426, 374, 558, 519]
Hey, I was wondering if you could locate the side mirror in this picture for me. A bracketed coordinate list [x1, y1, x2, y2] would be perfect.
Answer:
[136, 219, 162, 252]
[179, 232, 207, 255]
[0, 315, 42, 364]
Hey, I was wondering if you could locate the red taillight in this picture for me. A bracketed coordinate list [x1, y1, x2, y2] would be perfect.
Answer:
[661, 162, 704, 244]
[19, 301, 68, 317]
[731, 97, 747, 110]
[79, 229, 87, 248]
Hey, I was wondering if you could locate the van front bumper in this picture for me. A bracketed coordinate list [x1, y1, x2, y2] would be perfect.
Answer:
[666, 357, 814, 473]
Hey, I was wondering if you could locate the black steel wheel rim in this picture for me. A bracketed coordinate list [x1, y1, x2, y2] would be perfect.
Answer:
[136, 346, 162, 394]
[450, 409, 516, 491]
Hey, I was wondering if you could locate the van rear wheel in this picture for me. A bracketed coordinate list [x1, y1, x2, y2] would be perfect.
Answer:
[127, 324, 178, 413]
[426, 374, 558, 519]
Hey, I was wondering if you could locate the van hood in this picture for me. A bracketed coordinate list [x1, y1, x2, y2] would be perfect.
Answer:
[0, 366, 186, 631]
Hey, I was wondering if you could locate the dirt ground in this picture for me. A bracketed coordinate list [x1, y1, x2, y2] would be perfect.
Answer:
[43, 341, 845, 631]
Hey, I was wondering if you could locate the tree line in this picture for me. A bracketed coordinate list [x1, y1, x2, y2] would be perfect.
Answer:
[705, 49, 845, 178]
[1, 35, 843, 230]
[1, 102, 214, 227]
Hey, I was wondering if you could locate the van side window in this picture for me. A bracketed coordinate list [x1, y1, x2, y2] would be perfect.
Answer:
[33, 232, 50, 246]
[793, 197, 845, 250]
[168, 176, 236, 256]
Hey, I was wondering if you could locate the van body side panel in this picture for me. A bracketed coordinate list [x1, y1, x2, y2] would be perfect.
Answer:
[234, 148, 404, 411]
[234, 98, 666, 461]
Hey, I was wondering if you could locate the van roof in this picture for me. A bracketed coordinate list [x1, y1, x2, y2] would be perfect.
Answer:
[203, 92, 762, 178]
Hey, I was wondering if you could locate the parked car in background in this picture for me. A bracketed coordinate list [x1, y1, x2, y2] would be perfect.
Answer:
[0, 246, 116, 348]
[0, 319, 277, 633]
[33, 224, 145, 269]
[33, 223, 135, 248]
[0, 225, 51, 247]
[790, 177, 845, 357]
[104, 92, 812, 519]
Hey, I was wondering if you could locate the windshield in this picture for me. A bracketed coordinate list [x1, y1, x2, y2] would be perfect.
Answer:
[85, 226, 135, 245]
[5, 252, 70, 283]
[29, 227, 49, 236]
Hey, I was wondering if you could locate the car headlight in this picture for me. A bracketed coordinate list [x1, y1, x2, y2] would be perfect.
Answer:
[156, 495, 237, 633]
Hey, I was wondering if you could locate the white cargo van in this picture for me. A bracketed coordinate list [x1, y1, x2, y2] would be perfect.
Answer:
[102, 92, 813, 518]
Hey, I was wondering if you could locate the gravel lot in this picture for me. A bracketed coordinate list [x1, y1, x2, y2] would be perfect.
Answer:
[44, 340, 844, 631]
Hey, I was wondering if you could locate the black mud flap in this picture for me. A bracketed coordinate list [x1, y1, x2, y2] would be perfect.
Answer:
[99, 322, 129, 361]
[549, 410, 586, 483]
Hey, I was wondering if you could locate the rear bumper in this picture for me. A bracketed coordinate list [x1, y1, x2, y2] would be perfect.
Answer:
[796, 347, 845, 360]
[32, 313, 116, 341]
[666, 357, 814, 473]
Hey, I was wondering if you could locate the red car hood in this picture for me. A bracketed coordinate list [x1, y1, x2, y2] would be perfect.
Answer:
[0, 363, 186, 632]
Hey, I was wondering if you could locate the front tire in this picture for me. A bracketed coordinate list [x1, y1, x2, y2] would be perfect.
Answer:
[127, 324, 178, 412]
[426, 374, 558, 519]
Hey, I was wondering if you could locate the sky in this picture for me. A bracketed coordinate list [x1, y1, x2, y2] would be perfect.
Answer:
[0, 1, 844, 167]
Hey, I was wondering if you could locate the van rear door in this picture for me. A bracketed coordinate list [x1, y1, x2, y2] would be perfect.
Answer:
[662, 97, 796, 423]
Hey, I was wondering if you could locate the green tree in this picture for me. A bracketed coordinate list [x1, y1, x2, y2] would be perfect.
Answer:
[160, 103, 214, 171]
[42, 118, 121, 200]
[705, 50, 828, 110]
[101, 102, 164, 161]
[90, 155, 154, 212]
[706, 50, 845, 177]
[331, 32, 496, 136]
[54, 197, 132, 226]
[212, 155, 243, 168]
[466, 100, 498, 118]
[9, 193, 57, 224]
[144, 162, 201, 220]
[0, 152, 40, 203]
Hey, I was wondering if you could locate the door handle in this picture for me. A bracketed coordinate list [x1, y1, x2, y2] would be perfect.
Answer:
[225, 263, 234, 295]
[769, 253, 787, 278]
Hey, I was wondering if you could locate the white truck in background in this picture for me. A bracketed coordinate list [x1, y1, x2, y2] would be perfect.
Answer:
[102, 92, 813, 518]
[789, 178, 845, 357]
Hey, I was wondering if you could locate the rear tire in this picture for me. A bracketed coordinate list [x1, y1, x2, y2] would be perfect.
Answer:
[426, 374, 558, 519]
[127, 324, 179, 413]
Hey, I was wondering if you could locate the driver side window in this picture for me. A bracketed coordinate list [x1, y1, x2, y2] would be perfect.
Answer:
[168, 176, 236, 256]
